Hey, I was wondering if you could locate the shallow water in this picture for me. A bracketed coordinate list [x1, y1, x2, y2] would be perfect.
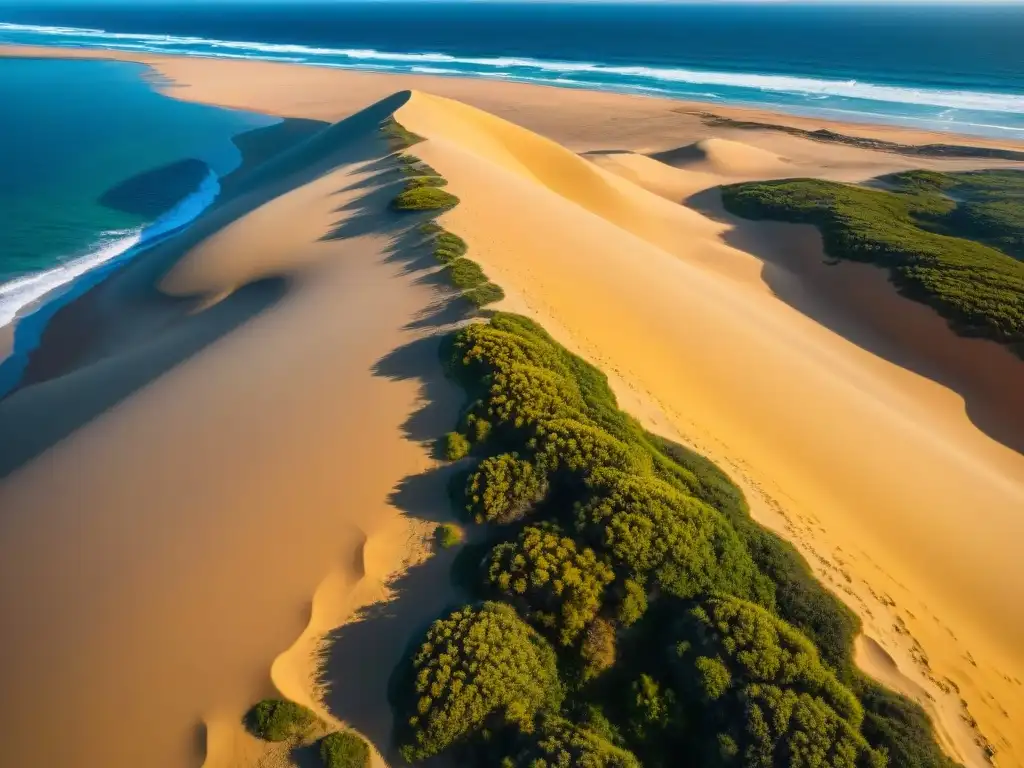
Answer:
[0, 57, 272, 325]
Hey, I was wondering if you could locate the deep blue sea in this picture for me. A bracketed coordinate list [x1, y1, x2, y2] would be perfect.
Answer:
[0, 56, 271, 330]
[2, 2, 1024, 139]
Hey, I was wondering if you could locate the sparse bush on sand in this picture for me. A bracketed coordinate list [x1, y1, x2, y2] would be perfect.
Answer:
[245, 698, 319, 742]
[319, 730, 371, 768]
[436, 522, 464, 548]
[392, 186, 460, 211]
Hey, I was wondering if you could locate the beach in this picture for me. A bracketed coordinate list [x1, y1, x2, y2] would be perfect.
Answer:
[0, 46, 1022, 768]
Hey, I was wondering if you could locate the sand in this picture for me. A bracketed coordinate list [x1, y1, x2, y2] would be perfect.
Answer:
[1, 46, 1023, 768]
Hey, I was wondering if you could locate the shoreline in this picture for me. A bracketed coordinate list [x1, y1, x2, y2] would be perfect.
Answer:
[4, 44, 1024, 155]
[0, 45, 1021, 768]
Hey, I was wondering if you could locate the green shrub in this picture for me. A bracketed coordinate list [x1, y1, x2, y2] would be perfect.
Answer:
[465, 453, 548, 523]
[381, 117, 424, 149]
[320, 730, 370, 768]
[446, 258, 488, 290]
[434, 231, 468, 263]
[504, 716, 641, 768]
[436, 523, 464, 549]
[445, 431, 471, 461]
[245, 698, 319, 742]
[721, 171, 1024, 356]
[392, 187, 460, 211]
[580, 617, 617, 681]
[403, 175, 448, 188]
[616, 579, 648, 627]
[464, 282, 506, 307]
[487, 525, 614, 645]
[399, 602, 563, 761]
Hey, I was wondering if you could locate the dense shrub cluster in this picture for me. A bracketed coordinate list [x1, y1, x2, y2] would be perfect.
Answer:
[670, 597, 886, 768]
[392, 186, 461, 211]
[399, 602, 563, 761]
[721, 170, 1024, 356]
[487, 524, 614, 645]
[503, 716, 642, 768]
[393, 308, 956, 767]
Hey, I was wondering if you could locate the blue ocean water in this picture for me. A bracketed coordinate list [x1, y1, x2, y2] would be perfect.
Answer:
[1, 2, 1023, 139]
[0, 57, 272, 326]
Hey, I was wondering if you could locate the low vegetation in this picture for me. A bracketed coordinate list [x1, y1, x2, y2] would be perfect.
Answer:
[721, 169, 1024, 357]
[436, 522, 464, 549]
[392, 186, 461, 211]
[319, 731, 371, 768]
[390, 310, 957, 765]
[244, 698, 319, 742]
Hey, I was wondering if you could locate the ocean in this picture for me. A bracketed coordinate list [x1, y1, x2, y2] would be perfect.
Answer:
[1, 1, 1023, 140]
[0, 56, 271, 328]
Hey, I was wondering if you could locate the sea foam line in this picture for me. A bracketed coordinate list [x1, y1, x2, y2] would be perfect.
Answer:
[0, 169, 221, 397]
[3, 21, 1024, 114]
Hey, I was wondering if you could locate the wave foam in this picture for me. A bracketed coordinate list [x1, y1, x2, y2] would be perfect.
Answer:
[3, 21, 1023, 115]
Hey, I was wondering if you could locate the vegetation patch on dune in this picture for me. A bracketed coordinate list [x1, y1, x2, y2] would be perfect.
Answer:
[722, 170, 1024, 357]
[392, 186, 461, 211]
[391, 309, 958, 767]
[245, 698, 320, 743]
[320, 730, 371, 768]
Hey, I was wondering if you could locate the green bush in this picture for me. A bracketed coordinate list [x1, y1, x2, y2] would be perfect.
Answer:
[381, 117, 424, 149]
[445, 431, 471, 461]
[320, 730, 370, 768]
[671, 597, 886, 767]
[404, 175, 448, 188]
[465, 453, 549, 523]
[399, 602, 564, 761]
[392, 187, 460, 211]
[436, 523, 464, 549]
[721, 171, 1024, 356]
[464, 282, 506, 307]
[504, 716, 641, 768]
[434, 231, 468, 263]
[487, 524, 614, 645]
[245, 698, 319, 742]
[446, 258, 488, 290]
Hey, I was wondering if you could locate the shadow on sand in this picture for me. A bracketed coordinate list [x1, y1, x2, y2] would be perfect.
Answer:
[687, 185, 1024, 457]
[0, 93, 416, 479]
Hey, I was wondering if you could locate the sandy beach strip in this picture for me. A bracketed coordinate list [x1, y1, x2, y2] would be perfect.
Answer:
[0, 45, 1022, 768]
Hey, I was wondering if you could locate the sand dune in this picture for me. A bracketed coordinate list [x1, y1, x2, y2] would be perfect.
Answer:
[1, 47, 1024, 768]
[0, 92, 462, 768]
[394, 91, 1024, 767]
[651, 136, 789, 175]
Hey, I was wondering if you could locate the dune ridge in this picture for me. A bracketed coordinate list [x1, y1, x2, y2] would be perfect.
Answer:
[0, 48, 1022, 768]
[393, 90, 1024, 766]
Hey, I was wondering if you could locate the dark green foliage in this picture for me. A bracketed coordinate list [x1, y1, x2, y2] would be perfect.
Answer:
[672, 597, 886, 768]
[580, 618, 617, 681]
[465, 453, 549, 523]
[445, 431, 471, 461]
[381, 117, 424, 149]
[395, 312, 954, 767]
[465, 282, 506, 307]
[576, 468, 773, 605]
[446, 258, 488, 290]
[504, 716, 642, 768]
[403, 175, 449, 189]
[487, 525, 614, 645]
[855, 676, 960, 768]
[722, 171, 1024, 356]
[399, 602, 563, 761]
[319, 731, 370, 768]
[436, 523, 464, 549]
[434, 231, 468, 263]
[392, 186, 460, 211]
[245, 698, 319, 742]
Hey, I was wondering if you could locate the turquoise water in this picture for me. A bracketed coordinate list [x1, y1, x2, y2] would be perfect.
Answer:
[0, 57, 272, 324]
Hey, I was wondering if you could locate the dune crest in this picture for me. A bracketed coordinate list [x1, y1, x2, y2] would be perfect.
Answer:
[394, 90, 1024, 767]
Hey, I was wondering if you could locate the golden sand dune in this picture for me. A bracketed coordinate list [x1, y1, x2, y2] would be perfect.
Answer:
[394, 91, 1024, 767]
[0, 91, 462, 768]
[1, 46, 1024, 768]
[652, 136, 789, 175]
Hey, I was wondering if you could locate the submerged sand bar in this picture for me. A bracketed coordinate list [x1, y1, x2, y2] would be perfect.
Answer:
[0, 47, 1023, 768]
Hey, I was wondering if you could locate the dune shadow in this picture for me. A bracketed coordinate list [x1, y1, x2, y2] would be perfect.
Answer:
[687, 186, 1024, 456]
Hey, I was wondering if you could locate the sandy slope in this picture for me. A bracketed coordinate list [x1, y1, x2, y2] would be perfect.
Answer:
[393, 91, 1024, 766]
[0, 93, 462, 767]
[1, 47, 1023, 768]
